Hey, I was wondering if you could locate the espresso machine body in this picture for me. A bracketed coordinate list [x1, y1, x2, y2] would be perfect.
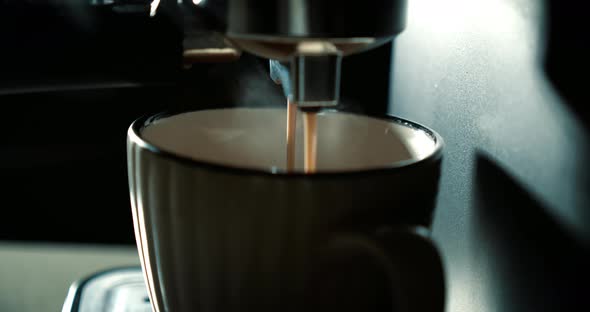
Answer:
[165, 0, 408, 108]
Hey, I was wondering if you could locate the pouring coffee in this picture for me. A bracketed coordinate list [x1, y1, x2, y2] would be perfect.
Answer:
[127, 1, 446, 311]
[285, 99, 318, 174]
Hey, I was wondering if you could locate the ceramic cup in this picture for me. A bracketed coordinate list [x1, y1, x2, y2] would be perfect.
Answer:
[127, 107, 445, 312]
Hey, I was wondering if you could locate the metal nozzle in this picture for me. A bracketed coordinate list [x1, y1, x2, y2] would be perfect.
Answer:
[270, 42, 342, 109]
[291, 42, 342, 108]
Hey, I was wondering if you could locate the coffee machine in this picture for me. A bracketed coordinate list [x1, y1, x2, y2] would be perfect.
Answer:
[163, 0, 408, 109]
[57, 1, 421, 311]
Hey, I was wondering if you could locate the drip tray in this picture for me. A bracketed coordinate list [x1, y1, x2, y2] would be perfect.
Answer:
[62, 267, 150, 312]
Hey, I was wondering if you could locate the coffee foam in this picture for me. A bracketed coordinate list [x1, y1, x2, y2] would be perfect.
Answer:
[141, 108, 435, 173]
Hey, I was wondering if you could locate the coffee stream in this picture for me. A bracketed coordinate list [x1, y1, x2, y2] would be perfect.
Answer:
[286, 100, 297, 172]
[303, 111, 317, 173]
[285, 101, 318, 173]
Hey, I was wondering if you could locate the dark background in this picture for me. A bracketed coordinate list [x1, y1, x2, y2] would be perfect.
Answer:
[0, 0, 588, 311]
[0, 0, 391, 244]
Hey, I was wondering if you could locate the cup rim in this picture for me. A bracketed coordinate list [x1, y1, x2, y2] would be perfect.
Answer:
[128, 107, 444, 178]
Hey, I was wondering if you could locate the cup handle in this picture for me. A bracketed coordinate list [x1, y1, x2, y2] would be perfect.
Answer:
[315, 226, 445, 312]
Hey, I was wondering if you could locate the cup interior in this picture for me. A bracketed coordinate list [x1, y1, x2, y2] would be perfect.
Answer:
[138, 108, 440, 173]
